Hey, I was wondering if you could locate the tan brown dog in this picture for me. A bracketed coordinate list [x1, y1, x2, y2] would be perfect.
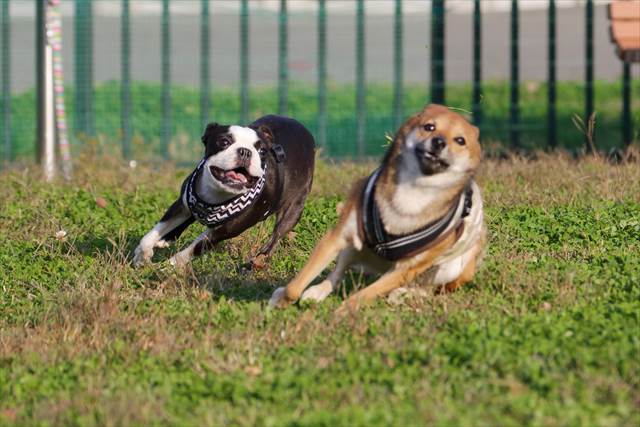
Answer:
[269, 104, 486, 311]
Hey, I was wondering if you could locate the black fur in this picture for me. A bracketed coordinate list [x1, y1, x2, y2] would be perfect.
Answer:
[152, 115, 315, 268]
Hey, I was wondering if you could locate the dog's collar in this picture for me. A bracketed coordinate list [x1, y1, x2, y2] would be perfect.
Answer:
[359, 168, 473, 261]
[183, 158, 267, 227]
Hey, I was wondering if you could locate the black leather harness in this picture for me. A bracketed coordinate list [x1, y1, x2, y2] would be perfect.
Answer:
[182, 144, 286, 228]
[359, 168, 473, 261]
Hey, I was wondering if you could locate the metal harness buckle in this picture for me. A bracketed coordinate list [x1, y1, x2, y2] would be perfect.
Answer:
[272, 144, 286, 163]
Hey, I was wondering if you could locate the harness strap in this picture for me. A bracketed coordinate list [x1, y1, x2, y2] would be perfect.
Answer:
[270, 144, 287, 211]
[183, 158, 267, 227]
[359, 168, 473, 261]
[183, 144, 287, 227]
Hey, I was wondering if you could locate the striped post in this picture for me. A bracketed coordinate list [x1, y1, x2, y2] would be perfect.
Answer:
[317, 0, 327, 148]
[278, 0, 288, 115]
[240, 0, 249, 123]
[1, 0, 10, 164]
[356, 0, 365, 157]
[393, 0, 403, 130]
[121, 0, 131, 159]
[161, 0, 171, 159]
[547, 0, 556, 149]
[200, 0, 210, 127]
[622, 61, 631, 148]
[49, 0, 72, 179]
[472, 0, 482, 127]
[430, 0, 445, 104]
[510, 0, 520, 149]
[585, 0, 595, 152]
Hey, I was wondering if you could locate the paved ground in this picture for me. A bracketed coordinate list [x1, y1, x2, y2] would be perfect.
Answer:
[4, 3, 629, 93]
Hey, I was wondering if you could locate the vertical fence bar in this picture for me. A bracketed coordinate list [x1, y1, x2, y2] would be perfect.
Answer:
[510, 0, 520, 149]
[74, 0, 84, 135]
[393, 0, 403, 130]
[85, 0, 93, 136]
[317, 0, 327, 149]
[121, 0, 131, 158]
[472, 0, 482, 127]
[200, 0, 210, 127]
[585, 0, 594, 152]
[1, 0, 10, 164]
[74, 0, 93, 137]
[547, 0, 556, 149]
[278, 0, 288, 115]
[622, 61, 631, 148]
[161, 0, 170, 159]
[240, 0, 249, 123]
[430, 0, 445, 104]
[355, 0, 365, 157]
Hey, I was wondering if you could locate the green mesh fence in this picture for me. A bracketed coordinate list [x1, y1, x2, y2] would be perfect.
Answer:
[0, 0, 637, 166]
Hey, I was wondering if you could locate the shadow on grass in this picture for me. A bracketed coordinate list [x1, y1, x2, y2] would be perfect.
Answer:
[71, 231, 374, 304]
[191, 265, 373, 304]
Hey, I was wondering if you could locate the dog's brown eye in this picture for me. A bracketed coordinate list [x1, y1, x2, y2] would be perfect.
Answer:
[454, 137, 466, 146]
[219, 137, 232, 148]
[423, 123, 436, 132]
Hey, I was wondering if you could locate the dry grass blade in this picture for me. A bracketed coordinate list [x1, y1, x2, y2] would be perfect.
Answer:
[572, 112, 598, 157]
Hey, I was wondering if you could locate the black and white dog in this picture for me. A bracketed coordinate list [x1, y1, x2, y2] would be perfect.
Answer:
[133, 115, 315, 269]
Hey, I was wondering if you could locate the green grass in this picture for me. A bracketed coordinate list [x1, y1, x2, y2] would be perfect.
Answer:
[5, 79, 640, 161]
[0, 154, 639, 426]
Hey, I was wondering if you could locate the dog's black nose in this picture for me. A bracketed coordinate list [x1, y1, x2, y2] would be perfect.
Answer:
[237, 147, 252, 161]
[431, 136, 446, 153]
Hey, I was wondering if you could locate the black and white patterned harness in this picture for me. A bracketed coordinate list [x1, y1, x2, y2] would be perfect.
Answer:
[182, 144, 287, 228]
[359, 168, 473, 261]
[181, 158, 267, 227]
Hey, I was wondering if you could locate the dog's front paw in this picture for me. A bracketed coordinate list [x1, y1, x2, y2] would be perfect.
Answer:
[155, 239, 170, 249]
[132, 245, 153, 267]
[300, 280, 333, 303]
[268, 287, 295, 309]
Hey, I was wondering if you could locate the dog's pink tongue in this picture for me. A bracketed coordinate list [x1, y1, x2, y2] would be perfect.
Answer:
[226, 170, 248, 183]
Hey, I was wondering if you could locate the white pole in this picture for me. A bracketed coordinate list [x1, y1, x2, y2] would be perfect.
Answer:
[43, 42, 55, 181]
[36, 0, 56, 181]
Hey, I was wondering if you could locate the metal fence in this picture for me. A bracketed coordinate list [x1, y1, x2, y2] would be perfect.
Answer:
[0, 0, 637, 166]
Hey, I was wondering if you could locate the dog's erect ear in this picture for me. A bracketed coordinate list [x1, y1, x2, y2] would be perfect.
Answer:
[255, 125, 275, 146]
[471, 125, 480, 141]
[201, 122, 219, 145]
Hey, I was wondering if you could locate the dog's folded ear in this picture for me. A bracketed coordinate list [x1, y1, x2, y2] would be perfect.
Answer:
[201, 122, 219, 145]
[255, 125, 275, 146]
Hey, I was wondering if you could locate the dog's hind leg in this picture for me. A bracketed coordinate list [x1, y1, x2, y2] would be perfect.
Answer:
[133, 198, 193, 267]
[248, 195, 307, 269]
[299, 248, 356, 303]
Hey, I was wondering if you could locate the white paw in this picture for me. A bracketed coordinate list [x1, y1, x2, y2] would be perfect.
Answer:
[132, 245, 153, 267]
[300, 280, 333, 303]
[387, 287, 428, 305]
[268, 287, 287, 308]
[168, 252, 190, 269]
[387, 287, 409, 305]
[155, 239, 170, 248]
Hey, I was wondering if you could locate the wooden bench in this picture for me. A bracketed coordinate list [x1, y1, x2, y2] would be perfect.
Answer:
[608, 0, 640, 62]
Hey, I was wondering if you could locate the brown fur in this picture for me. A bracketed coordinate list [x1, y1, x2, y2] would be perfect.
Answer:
[271, 104, 484, 312]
